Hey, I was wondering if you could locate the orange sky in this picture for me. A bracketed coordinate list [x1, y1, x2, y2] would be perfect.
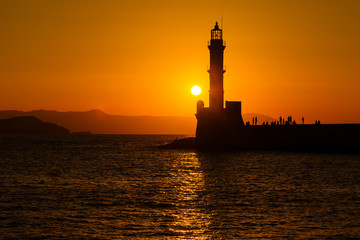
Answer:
[1, 0, 359, 123]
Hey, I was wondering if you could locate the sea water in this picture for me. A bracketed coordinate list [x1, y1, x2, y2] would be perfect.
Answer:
[1, 135, 360, 239]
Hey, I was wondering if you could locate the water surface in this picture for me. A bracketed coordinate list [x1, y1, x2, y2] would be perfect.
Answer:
[1, 135, 360, 239]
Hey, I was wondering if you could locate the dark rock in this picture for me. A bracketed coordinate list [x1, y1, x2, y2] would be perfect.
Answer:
[160, 137, 196, 149]
[0, 116, 70, 135]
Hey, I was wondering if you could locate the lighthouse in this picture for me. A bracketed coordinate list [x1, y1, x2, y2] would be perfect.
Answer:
[208, 22, 226, 112]
[196, 22, 244, 143]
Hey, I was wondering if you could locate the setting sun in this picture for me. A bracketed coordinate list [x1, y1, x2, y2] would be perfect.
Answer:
[191, 86, 201, 96]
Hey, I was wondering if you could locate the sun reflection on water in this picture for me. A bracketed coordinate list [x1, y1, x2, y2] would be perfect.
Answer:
[168, 152, 212, 239]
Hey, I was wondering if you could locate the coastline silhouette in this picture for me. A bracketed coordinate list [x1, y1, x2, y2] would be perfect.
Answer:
[0, 110, 275, 135]
[0, 116, 69, 135]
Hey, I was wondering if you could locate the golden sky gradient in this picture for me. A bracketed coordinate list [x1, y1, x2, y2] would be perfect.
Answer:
[1, 0, 359, 123]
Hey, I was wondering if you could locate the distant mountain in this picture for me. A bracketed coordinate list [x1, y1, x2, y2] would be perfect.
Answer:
[0, 110, 195, 134]
[0, 110, 275, 134]
[0, 116, 70, 135]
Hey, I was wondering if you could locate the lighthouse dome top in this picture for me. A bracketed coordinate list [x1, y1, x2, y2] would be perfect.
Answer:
[211, 22, 222, 40]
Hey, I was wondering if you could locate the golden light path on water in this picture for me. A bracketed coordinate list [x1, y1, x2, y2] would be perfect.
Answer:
[168, 152, 211, 239]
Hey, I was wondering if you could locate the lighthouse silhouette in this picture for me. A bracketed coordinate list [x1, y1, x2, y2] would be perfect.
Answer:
[196, 22, 244, 145]
[208, 21, 225, 112]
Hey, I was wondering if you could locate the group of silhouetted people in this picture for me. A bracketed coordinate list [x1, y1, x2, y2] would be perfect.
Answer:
[246, 115, 322, 126]
[261, 115, 300, 126]
[245, 116, 259, 126]
[252, 117, 257, 125]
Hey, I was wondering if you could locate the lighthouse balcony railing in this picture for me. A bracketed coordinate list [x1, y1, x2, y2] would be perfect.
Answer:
[207, 41, 226, 47]
[207, 65, 226, 73]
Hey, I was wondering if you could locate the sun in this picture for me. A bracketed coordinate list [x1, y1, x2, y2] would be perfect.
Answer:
[191, 86, 201, 95]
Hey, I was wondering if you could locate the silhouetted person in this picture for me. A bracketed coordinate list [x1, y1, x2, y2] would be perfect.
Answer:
[279, 116, 282, 125]
[302, 117, 304, 124]
[289, 116, 292, 124]
[255, 116, 257, 125]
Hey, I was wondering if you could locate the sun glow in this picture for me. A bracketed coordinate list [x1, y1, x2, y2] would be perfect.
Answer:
[191, 86, 201, 95]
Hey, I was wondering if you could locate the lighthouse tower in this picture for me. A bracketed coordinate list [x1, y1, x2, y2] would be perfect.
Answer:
[208, 22, 226, 112]
[196, 22, 244, 145]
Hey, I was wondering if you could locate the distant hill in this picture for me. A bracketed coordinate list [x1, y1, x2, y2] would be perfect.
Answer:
[0, 110, 275, 134]
[0, 110, 195, 134]
[0, 116, 70, 135]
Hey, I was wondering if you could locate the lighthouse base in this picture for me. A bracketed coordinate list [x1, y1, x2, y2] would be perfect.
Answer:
[195, 101, 245, 148]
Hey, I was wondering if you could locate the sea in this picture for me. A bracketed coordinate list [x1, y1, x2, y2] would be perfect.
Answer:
[1, 135, 360, 239]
